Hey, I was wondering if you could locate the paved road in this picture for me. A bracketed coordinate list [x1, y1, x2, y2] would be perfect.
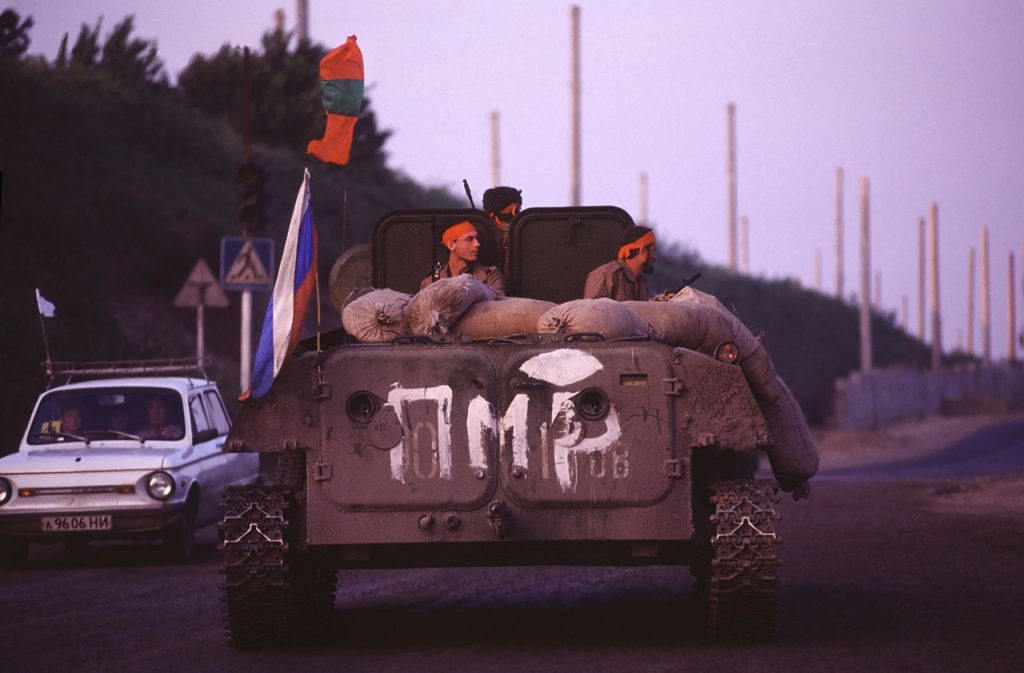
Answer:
[2, 418, 1023, 673]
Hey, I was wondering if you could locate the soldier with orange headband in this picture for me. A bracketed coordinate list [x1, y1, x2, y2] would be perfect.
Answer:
[583, 225, 658, 301]
[482, 186, 522, 279]
[420, 219, 506, 296]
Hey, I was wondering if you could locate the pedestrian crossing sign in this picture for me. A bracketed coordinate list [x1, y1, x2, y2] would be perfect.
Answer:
[220, 236, 275, 291]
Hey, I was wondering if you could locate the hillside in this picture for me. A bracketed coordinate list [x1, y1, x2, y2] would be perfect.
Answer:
[1, 57, 934, 452]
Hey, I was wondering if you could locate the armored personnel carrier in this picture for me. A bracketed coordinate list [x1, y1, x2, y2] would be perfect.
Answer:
[220, 206, 810, 648]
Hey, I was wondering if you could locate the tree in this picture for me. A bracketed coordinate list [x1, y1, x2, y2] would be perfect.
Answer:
[0, 8, 33, 59]
[66, 15, 167, 87]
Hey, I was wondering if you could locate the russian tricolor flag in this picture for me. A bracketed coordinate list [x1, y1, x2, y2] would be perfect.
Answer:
[246, 168, 318, 400]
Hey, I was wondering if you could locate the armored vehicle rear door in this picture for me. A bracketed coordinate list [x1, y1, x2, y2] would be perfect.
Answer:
[508, 206, 633, 302]
[500, 343, 677, 508]
[373, 209, 499, 294]
[316, 346, 499, 512]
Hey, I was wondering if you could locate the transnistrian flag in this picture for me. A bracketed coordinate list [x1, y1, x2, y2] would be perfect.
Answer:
[35, 289, 56, 317]
[245, 168, 318, 400]
[306, 35, 364, 166]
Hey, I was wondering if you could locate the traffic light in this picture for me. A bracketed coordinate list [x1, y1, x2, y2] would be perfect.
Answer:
[237, 162, 267, 232]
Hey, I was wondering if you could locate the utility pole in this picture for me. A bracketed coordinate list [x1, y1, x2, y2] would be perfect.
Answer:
[638, 171, 648, 225]
[967, 247, 975, 355]
[295, 0, 309, 42]
[929, 203, 942, 370]
[570, 5, 581, 206]
[901, 294, 909, 332]
[727, 102, 738, 272]
[859, 177, 872, 373]
[490, 110, 501, 187]
[740, 216, 750, 274]
[917, 217, 926, 341]
[835, 167, 844, 299]
[1009, 252, 1017, 362]
[981, 225, 991, 363]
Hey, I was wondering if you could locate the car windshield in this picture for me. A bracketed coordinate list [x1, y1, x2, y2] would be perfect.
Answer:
[27, 387, 187, 445]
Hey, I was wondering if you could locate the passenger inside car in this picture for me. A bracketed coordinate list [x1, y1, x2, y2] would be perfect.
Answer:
[136, 398, 184, 440]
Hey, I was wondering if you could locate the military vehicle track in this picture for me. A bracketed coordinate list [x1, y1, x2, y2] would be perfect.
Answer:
[220, 462, 337, 649]
[698, 479, 781, 641]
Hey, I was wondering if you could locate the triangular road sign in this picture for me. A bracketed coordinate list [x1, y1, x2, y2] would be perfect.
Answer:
[175, 259, 230, 308]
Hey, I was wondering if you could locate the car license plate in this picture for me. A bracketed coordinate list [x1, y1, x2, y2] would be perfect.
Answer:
[41, 515, 112, 532]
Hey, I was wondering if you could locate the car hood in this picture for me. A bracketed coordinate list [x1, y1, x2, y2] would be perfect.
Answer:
[0, 447, 180, 475]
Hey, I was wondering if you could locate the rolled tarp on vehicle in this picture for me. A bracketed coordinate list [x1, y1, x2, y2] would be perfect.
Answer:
[758, 375, 820, 492]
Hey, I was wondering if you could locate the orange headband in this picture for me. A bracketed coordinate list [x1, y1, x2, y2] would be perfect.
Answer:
[499, 203, 519, 215]
[442, 220, 477, 245]
[617, 231, 656, 259]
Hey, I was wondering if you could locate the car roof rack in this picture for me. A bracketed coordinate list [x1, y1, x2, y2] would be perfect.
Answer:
[42, 356, 212, 387]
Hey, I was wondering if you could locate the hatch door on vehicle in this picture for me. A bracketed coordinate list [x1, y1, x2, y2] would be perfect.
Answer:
[318, 347, 499, 511]
[501, 345, 676, 508]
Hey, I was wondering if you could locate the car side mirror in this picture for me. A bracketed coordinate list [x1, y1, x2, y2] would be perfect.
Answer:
[194, 428, 219, 443]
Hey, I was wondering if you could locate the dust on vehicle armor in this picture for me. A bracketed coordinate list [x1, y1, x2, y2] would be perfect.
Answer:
[220, 206, 812, 648]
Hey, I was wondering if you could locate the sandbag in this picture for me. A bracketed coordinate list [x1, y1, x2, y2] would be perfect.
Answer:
[453, 297, 555, 338]
[405, 275, 497, 336]
[341, 288, 411, 343]
[760, 375, 820, 492]
[537, 298, 652, 339]
[669, 285, 727, 310]
[625, 299, 779, 406]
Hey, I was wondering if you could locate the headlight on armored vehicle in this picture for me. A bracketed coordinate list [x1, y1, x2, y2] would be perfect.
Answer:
[575, 388, 610, 422]
[145, 472, 175, 500]
[0, 476, 12, 505]
[714, 341, 741, 365]
[346, 391, 380, 423]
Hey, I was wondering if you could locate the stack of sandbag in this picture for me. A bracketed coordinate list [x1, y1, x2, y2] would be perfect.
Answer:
[453, 297, 555, 339]
[405, 275, 497, 336]
[757, 375, 820, 493]
[537, 297, 653, 339]
[341, 288, 411, 343]
[629, 286, 818, 493]
[624, 296, 778, 405]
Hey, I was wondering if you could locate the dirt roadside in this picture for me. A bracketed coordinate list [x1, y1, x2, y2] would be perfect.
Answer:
[811, 410, 1024, 515]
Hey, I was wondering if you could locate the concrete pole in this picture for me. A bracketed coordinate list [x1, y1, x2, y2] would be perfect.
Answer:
[727, 102, 738, 272]
[859, 177, 872, 373]
[929, 203, 942, 370]
[638, 172, 648, 225]
[901, 294, 909, 332]
[295, 0, 309, 42]
[835, 167, 844, 299]
[240, 291, 252, 392]
[981, 225, 991, 363]
[740, 216, 750, 274]
[967, 248, 975, 355]
[814, 248, 823, 292]
[570, 5, 581, 206]
[917, 217, 926, 341]
[1009, 252, 1017, 362]
[490, 110, 501, 187]
[196, 304, 205, 360]
[273, 8, 285, 32]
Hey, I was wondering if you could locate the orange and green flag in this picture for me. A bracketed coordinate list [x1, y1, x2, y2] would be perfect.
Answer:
[307, 35, 364, 165]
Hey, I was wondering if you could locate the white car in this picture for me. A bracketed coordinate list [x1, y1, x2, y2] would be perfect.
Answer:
[0, 372, 259, 567]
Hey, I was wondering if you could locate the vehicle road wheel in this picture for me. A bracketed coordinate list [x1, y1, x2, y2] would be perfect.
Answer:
[695, 479, 781, 642]
[164, 492, 198, 564]
[0, 536, 29, 570]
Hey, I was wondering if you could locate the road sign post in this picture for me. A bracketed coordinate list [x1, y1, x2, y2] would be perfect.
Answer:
[221, 236, 274, 393]
[175, 259, 230, 360]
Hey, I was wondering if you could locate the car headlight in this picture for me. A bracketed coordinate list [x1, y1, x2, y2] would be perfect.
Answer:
[145, 472, 175, 500]
[0, 477, 11, 506]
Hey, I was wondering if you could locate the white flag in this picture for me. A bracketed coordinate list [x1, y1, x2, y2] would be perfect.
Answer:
[35, 289, 56, 318]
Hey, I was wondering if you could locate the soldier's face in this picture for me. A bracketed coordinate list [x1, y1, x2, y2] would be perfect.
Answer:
[641, 243, 657, 274]
[449, 232, 480, 263]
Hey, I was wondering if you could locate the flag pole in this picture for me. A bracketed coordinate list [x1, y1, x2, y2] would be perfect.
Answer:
[36, 293, 53, 376]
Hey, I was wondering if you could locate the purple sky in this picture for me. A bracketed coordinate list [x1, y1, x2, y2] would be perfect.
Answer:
[14, 0, 1024, 359]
